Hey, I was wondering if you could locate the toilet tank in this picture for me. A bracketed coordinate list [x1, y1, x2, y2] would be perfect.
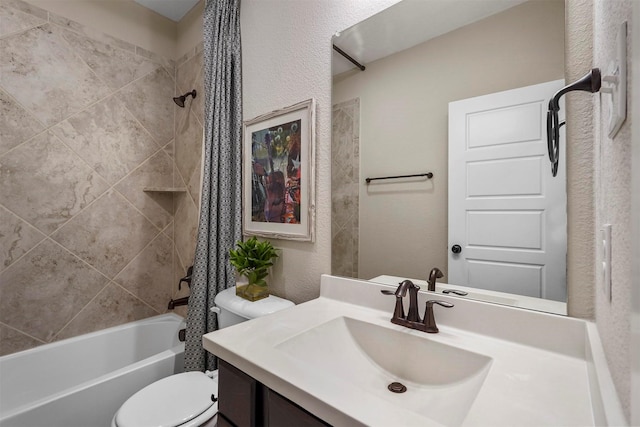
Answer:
[213, 287, 294, 329]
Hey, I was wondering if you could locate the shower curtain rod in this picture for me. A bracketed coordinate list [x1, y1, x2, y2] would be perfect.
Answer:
[333, 44, 366, 71]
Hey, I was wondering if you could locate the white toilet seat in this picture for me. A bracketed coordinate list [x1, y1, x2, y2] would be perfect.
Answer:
[112, 371, 219, 427]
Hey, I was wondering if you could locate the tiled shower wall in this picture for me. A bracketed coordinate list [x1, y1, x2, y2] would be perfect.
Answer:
[331, 99, 360, 278]
[171, 44, 205, 318]
[0, 0, 203, 355]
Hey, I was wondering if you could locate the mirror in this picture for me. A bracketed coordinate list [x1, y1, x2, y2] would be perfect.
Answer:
[331, 0, 567, 314]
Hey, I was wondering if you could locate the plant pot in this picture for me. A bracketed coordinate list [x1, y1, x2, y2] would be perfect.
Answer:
[236, 282, 269, 302]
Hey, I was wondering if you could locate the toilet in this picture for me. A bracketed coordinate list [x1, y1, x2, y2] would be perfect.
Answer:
[111, 287, 294, 427]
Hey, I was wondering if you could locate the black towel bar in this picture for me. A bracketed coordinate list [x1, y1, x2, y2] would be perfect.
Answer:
[365, 172, 433, 184]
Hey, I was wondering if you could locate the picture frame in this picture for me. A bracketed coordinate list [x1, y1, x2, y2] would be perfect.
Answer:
[242, 99, 316, 241]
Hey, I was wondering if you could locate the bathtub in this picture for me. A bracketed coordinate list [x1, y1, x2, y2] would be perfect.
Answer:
[0, 313, 184, 427]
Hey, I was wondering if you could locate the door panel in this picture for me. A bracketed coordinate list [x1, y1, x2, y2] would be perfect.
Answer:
[466, 259, 543, 297]
[467, 102, 542, 148]
[467, 156, 543, 197]
[448, 80, 566, 301]
[467, 211, 543, 250]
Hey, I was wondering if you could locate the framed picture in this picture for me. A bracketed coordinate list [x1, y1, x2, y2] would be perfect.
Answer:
[242, 99, 316, 241]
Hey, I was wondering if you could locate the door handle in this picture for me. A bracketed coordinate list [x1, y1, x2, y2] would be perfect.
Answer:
[451, 244, 462, 254]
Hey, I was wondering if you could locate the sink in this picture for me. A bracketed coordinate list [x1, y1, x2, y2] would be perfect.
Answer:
[276, 317, 492, 426]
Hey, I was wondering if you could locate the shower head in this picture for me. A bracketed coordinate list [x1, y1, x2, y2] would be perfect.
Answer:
[173, 89, 197, 108]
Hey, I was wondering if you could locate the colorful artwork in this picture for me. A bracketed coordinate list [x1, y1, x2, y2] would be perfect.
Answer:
[242, 99, 315, 241]
[250, 119, 302, 224]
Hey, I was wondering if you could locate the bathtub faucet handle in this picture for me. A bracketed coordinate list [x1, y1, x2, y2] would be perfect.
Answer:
[178, 266, 193, 290]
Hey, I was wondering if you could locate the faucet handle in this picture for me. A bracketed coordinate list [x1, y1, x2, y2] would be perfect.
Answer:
[428, 300, 454, 308]
[422, 300, 454, 333]
[380, 287, 407, 321]
[442, 289, 468, 296]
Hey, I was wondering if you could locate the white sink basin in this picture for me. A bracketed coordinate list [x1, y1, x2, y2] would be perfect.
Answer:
[204, 275, 625, 426]
[276, 317, 492, 426]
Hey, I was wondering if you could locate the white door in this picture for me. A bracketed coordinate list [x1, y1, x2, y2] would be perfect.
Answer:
[448, 80, 566, 301]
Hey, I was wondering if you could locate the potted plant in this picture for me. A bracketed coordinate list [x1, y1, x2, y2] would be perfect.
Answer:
[229, 237, 279, 301]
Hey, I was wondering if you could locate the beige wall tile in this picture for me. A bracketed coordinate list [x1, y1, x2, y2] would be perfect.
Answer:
[117, 67, 175, 145]
[52, 96, 161, 184]
[0, 131, 109, 234]
[174, 193, 199, 269]
[331, 99, 359, 278]
[0, 2, 181, 356]
[176, 51, 202, 94]
[114, 233, 174, 313]
[0, 323, 44, 356]
[0, 2, 46, 39]
[0, 88, 44, 155]
[51, 190, 159, 279]
[0, 24, 111, 126]
[2, 0, 47, 21]
[0, 206, 45, 272]
[114, 150, 174, 229]
[175, 105, 203, 204]
[0, 239, 108, 341]
[54, 283, 157, 341]
[60, 27, 159, 91]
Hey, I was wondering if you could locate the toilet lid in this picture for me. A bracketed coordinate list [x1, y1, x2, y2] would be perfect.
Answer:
[116, 372, 218, 427]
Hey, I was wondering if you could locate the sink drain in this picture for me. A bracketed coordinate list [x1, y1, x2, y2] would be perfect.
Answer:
[387, 382, 407, 393]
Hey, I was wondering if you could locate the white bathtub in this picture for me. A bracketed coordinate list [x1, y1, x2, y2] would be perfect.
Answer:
[0, 314, 185, 427]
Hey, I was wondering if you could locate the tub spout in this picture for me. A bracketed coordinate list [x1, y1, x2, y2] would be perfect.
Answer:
[168, 296, 189, 310]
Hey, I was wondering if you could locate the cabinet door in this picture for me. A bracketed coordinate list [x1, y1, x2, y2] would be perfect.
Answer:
[218, 360, 258, 427]
[265, 388, 330, 427]
[217, 414, 236, 427]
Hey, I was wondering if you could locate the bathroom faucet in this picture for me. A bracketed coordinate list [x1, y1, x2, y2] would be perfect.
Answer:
[167, 296, 189, 310]
[381, 280, 453, 333]
[427, 267, 444, 291]
[381, 280, 419, 321]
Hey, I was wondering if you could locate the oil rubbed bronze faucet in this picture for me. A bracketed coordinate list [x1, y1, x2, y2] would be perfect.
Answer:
[381, 280, 453, 333]
[427, 267, 444, 291]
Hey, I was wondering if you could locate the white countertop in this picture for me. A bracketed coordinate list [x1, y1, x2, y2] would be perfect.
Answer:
[370, 275, 567, 315]
[203, 275, 625, 427]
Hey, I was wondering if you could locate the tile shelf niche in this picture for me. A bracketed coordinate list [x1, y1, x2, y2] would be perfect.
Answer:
[142, 187, 187, 193]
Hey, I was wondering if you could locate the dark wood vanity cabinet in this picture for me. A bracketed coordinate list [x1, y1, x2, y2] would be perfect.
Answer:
[218, 359, 330, 427]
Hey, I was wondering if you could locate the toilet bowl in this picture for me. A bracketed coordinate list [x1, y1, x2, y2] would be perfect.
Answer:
[111, 287, 294, 427]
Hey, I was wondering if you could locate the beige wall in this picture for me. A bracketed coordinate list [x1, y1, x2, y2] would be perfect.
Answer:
[243, 0, 634, 419]
[177, 0, 204, 61]
[565, 0, 596, 320]
[592, 0, 633, 419]
[241, 0, 401, 303]
[21, 0, 177, 59]
[333, 0, 565, 281]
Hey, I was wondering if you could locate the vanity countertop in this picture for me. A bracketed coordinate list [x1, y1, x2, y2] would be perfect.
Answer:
[202, 275, 625, 427]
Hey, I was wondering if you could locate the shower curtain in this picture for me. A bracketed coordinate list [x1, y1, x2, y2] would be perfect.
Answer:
[184, 0, 243, 372]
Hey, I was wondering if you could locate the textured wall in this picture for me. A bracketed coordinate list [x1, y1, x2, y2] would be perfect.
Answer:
[331, 98, 360, 278]
[565, 0, 596, 319]
[592, 0, 633, 419]
[0, 0, 179, 355]
[241, 0, 400, 304]
[333, 0, 564, 282]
